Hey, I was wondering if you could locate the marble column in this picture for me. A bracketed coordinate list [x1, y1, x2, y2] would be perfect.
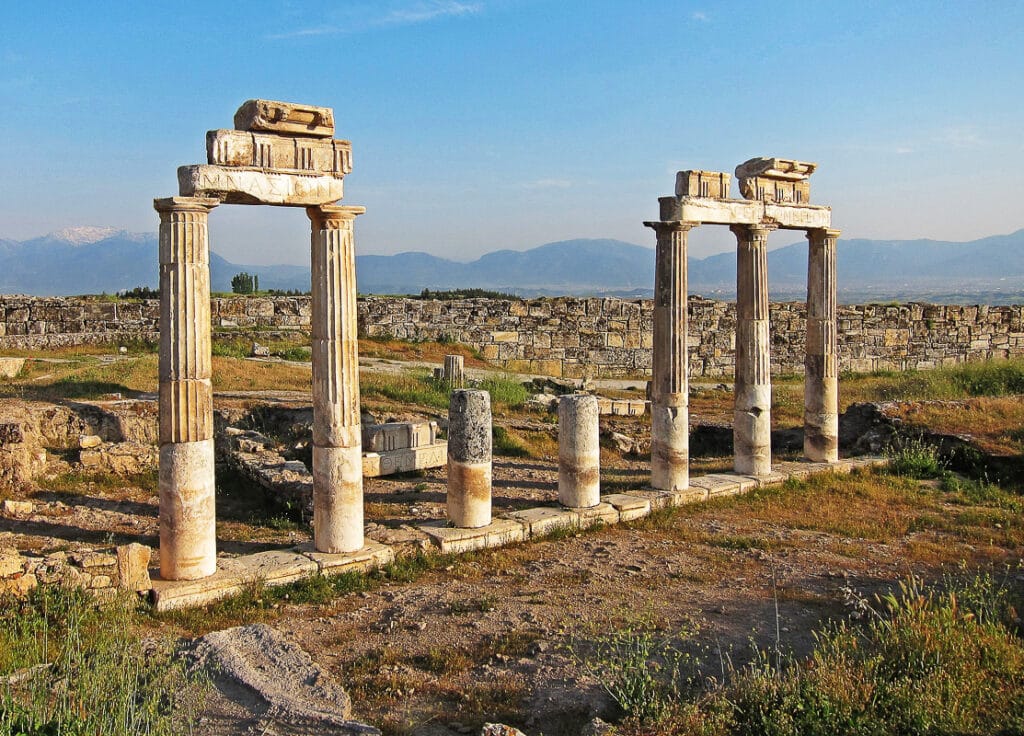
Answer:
[155, 196, 219, 580]
[448, 389, 492, 527]
[558, 394, 601, 508]
[732, 224, 775, 476]
[307, 205, 366, 553]
[443, 354, 465, 389]
[805, 228, 841, 462]
[644, 220, 692, 491]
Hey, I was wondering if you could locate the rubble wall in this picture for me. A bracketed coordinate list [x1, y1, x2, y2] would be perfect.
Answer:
[2, 295, 1023, 378]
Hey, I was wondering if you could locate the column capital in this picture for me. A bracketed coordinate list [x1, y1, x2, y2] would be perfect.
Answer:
[153, 196, 220, 215]
[643, 220, 696, 234]
[807, 227, 842, 242]
[730, 223, 777, 240]
[307, 204, 367, 229]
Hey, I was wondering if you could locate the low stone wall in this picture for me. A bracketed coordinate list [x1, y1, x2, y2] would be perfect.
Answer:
[2, 295, 1023, 378]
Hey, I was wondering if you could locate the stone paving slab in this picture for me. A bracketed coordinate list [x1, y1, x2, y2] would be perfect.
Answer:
[151, 550, 318, 612]
[622, 489, 676, 511]
[418, 518, 527, 554]
[575, 502, 620, 528]
[505, 506, 581, 538]
[603, 493, 652, 521]
[298, 540, 395, 575]
[148, 456, 890, 610]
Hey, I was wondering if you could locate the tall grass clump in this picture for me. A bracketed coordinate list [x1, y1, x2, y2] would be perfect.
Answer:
[0, 585, 206, 735]
[885, 436, 947, 479]
[479, 375, 529, 409]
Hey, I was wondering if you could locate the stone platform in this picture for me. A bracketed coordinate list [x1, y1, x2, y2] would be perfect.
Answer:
[149, 457, 885, 611]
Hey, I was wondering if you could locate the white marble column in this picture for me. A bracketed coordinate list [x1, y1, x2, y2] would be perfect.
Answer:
[558, 393, 601, 508]
[155, 196, 219, 580]
[805, 228, 841, 462]
[644, 220, 692, 491]
[732, 224, 775, 476]
[307, 205, 366, 553]
[448, 389, 493, 527]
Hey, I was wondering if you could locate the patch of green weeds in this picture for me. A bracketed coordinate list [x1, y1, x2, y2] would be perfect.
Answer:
[886, 436, 947, 479]
[492, 426, 531, 457]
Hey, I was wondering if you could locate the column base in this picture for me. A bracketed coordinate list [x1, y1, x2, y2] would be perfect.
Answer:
[651, 403, 689, 491]
[312, 445, 364, 554]
[448, 457, 492, 528]
[159, 439, 217, 580]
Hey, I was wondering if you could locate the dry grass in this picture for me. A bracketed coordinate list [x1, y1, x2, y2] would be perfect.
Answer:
[886, 396, 1024, 455]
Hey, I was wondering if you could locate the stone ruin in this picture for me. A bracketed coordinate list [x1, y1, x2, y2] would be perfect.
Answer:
[645, 156, 839, 489]
[148, 97, 846, 592]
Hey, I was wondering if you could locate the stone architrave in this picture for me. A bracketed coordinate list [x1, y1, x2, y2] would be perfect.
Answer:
[178, 165, 344, 207]
[447, 390, 492, 528]
[732, 224, 775, 476]
[805, 228, 841, 462]
[644, 220, 692, 491]
[558, 394, 601, 508]
[154, 196, 219, 580]
[307, 205, 366, 554]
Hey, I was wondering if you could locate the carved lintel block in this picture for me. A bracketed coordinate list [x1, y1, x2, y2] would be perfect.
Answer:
[178, 165, 344, 206]
[234, 99, 335, 138]
[206, 129, 352, 177]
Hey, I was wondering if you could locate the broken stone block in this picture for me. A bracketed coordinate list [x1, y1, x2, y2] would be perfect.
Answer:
[89, 575, 112, 589]
[251, 342, 271, 357]
[72, 551, 117, 568]
[0, 358, 25, 379]
[0, 422, 24, 445]
[362, 421, 438, 452]
[233, 99, 335, 138]
[117, 542, 152, 592]
[0, 572, 37, 596]
[0, 499, 32, 518]
[178, 165, 345, 206]
[79, 434, 102, 449]
[0, 550, 24, 577]
[675, 170, 731, 199]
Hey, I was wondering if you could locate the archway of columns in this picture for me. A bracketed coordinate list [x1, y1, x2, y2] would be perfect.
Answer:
[154, 100, 366, 581]
[644, 159, 840, 493]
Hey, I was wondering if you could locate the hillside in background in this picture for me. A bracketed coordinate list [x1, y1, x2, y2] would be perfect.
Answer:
[2, 227, 1024, 304]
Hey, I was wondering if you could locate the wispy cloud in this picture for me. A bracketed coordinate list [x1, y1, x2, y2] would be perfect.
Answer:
[691, 10, 710, 22]
[931, 126, 984, 149]
[271, 1, 482, 39]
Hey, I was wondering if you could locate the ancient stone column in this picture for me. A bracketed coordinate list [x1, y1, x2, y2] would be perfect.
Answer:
[155, 196, 219, 580]
[732, 224, 775, 476]
[307, 205, 366, 553]
[805, 228, 841, 462]
[448, 389, 492, 527]
[644, 220, 692, 491]
[558, 394, 601, 508]
[443, 354, 465, 389]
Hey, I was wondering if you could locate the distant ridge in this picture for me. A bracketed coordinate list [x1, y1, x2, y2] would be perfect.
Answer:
[1, 228, 1023, 304]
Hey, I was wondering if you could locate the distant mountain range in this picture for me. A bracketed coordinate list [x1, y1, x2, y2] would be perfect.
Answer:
[2, 226, 1024, 304]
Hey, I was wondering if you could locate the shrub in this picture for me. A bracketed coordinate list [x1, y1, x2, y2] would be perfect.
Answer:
[885, 437, 947, 479]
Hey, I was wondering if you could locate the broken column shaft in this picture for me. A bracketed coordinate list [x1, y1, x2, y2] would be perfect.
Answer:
[443, 354, 465, 389]
[732, 224, 774, 476]
[805, 228, 841, 462]
[558, 394, 601, 508]
[447, 389, 492, 527]
[308, 205, 366, 553]
[646, 220, 692, 490]
[155, 196, 219, 580]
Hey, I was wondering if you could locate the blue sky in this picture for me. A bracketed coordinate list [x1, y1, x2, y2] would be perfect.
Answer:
[1, 0, 1021, 265]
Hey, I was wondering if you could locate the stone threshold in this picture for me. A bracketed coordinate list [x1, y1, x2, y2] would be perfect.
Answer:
[150, 456, 886, 612]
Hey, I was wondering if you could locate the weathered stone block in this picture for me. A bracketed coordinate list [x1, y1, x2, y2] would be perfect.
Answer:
[117, 543, 152, 592]
[233, 99, 335, 138]
[178, 165, 344, 206]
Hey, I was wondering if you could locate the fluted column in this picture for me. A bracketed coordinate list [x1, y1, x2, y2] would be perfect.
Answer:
[805, 228, 841, 462]
[308, 204, 366, 553]
[155, 196, 219, 580]
[732, 224, 775, 476]
[644, 220, 693, 490]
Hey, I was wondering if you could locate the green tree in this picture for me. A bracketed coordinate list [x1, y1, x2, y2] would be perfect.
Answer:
[231, 272, 254, 294]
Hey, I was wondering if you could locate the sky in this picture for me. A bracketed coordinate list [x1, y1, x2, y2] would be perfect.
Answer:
[1, 0, 1022, 265]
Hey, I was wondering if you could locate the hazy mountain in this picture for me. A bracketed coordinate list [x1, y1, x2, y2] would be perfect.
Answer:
[1, 227, 1023, 302]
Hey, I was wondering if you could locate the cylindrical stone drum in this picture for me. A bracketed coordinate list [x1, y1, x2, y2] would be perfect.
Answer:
[447, 389, 492, 528]
[558, 394, 600, 508]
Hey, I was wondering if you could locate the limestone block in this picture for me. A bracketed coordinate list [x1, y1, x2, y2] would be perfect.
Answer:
[0, 572, 37, 596]
[207, 129, 352, 177]
[79, 434, 102, 449]
[621, 489, 675, 511]
[602, 493, 651, 521]
[73, 551, 117, 568]
[675, 170, 731, 199]
[362, 442, 447, 477]
[1, 499, 33, 517]
[505, 506, 582, 538]
[0, 551, 24, 577]
[0, 357, 25, 378]
[117, 543, 152, 592]
[178, 165, 344, 206]
[234, 99, 335, 138]
[362, 421, 437, 453]
[419, 518, 525, 555]
[298, 539, 394, 576]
